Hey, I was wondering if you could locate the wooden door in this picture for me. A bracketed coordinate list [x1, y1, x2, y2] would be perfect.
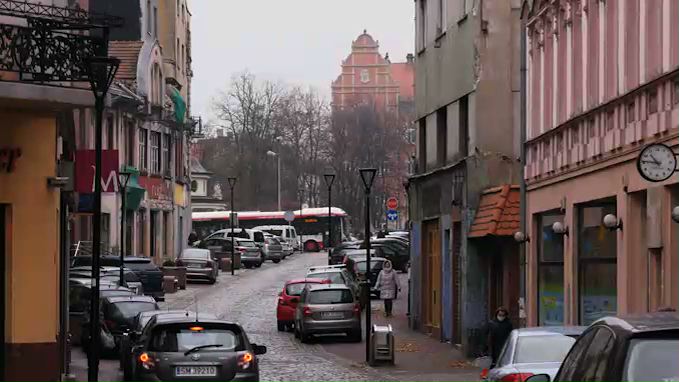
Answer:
[452, 223, 462, 344]
[423, 220, 441, 331]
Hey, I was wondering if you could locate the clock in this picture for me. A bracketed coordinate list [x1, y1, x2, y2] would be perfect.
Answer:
[637, 143, 677, 182]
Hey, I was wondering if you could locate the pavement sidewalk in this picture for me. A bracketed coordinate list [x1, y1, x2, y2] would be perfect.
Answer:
[319, 273, 481, 381]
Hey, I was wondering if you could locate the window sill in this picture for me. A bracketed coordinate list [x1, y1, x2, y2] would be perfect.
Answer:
[458, 14, 468, 25]
[435, 31, 447, 43]
[417, 47, 426, 56]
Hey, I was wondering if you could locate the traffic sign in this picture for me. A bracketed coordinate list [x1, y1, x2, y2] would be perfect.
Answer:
[284, 210, 295, 222]
[387, 197, 398, 210]
[387, 210, 398, 222]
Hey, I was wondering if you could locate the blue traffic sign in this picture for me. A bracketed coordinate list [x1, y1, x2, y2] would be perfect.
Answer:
[387, 210, 398, 221]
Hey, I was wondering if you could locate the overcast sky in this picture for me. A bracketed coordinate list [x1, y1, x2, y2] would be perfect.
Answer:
[188, 0, 415, 119]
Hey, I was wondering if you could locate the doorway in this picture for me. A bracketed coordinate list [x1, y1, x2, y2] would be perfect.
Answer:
[422, 220, 441, 335]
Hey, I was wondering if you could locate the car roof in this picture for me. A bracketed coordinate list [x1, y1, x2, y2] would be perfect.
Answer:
[306, 283, 350, 291]
[594, 313, 679, 333]
[514, 326, 587, 337]
[286, 278, 329, 285]
[103, 295, 157, 304]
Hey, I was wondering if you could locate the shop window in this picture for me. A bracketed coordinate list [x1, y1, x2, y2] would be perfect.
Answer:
[538, 214, 565, 326]
[150, 132, 161, 174]
[578, 202, 617, 325]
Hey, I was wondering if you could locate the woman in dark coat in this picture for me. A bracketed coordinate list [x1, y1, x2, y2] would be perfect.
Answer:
[486, 306, 513, 367]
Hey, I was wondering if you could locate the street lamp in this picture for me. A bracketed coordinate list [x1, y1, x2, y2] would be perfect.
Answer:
[227, 177, 237, 276]
[298, 188, 305, 250]
[359, 167, 377, 364]
[267, 150, 281, 211]
[86, 55, 119, 382]
[118, 168, 132, 286]
[324, 173, 336, 265]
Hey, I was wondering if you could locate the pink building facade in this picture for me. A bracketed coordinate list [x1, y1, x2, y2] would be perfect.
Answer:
[523, 0, 679, 326]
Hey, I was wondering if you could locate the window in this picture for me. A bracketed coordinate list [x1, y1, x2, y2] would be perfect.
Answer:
[587, 118, 597, 137]
[146, 0, 151, 35]
[623, 339, 679, 381]
[418, 0, 427, 50]
[580, 327, 615, 381]
[605, 110, 615, 132]
[436, 0, 445, 34]
[627, 101, 636, 123]
[153, 6, 158, 37]
[105, 115, 114, 150]
[647, 89, 658, 114]
[176, 38, 180, 68]
[515, 335, 577, 364]
[308, 289, 353, 304]
[150, 132, 161, 173]
[436, 106, 447, 166]
[673, 77, 679, 105]
[163, 134, 171, 174]
[459, 95, 469, 156]
[126, 120, 135, 165]
[181, 4, 185, 24]
[538, 214, 565, 326]
[150, 325, 243, 353]
[175, 136, 183, 179]
[556, 329, 596, 381]
[139, 128, 147, 170]
[578, 203, 618, 325]
[182, 45, 185, 73]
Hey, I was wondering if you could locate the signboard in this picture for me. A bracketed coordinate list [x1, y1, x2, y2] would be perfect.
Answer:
[387, 197, 399, 210]
[387, 210, 398, 222]
[284, 211, 295, 222]
[75, 150, 119, 193]
[138, 176, 172, 201]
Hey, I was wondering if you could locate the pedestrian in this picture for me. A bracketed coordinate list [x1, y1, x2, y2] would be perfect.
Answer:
[375, 260, 400, 317]
[485, 307, 513, 368]
[187, 231, 198, 246]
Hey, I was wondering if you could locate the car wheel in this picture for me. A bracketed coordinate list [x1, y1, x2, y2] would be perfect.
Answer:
[304, 241, 319, 252]
[273, 259, 281, 264]
[245, 264, 252, 269]
[209, 278, 216, 285]
[255, 261, 262, 268]
[300, 330, 311, 343]
[349, 329, 362, 342]
[277, 321, 285, 331]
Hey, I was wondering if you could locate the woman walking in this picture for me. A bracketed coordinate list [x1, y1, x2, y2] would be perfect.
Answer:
[375, 260, 400, 317]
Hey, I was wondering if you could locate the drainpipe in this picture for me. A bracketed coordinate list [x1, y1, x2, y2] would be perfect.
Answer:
[519, 13, 528, 328]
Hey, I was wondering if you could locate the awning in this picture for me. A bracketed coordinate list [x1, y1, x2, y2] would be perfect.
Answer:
[468, 185, 520, 238]
[166, 85, 186, 124]
[124, 166, 145, 211]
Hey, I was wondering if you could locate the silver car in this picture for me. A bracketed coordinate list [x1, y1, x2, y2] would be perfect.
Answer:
[294, 284, 361, 343]
[262, 237, 284, 263]
[177, 248, 219, 284]
[485, 326, 586, 382]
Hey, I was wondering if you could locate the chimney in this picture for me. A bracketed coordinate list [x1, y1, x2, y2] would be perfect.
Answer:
[406, 53, 414, 64]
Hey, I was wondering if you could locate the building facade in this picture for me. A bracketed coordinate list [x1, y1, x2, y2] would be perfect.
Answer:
[409, 0, 522, 355]
[522, 0, 679, 326]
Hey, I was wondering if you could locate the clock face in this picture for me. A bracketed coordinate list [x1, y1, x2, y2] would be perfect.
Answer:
[637, 143, 676, 182]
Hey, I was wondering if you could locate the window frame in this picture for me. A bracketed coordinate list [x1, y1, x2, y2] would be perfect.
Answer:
[537, 213, 566, 326]
[139, 128, 148, 171]
[150, 131, 161, 174]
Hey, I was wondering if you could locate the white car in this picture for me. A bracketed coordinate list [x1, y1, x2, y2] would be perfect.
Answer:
[253, 225, 299, 252]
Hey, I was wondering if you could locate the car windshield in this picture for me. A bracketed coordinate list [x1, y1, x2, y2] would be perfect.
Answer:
[514, 335, 577, 364]
[182, 249, 209, 259]
[356, 260, 383, 273]
[110, 302, 157, 320]
[309, 289, 354, 304]
[267, 229, 284, 236]
[286, 282, 315, 296]
[267, 238, 281, 245]
[124, 272, 140, 282]
[307, 272, 344, 284]
[238, 240, 256, 248]
[150, 324, 244, 353]
[101, 290, 133, 298]
[623, 339, 679, 381]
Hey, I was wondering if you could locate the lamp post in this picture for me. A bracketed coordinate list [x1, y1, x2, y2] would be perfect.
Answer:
[118, 168, 132, 286]
[228, 177, 237, 276]
[359, 167, 377, 364]
[298, 188, 304, 250]
[86, 55, 120, 382]
[324, 173, 336, 265]
[266, 150, 281, 211]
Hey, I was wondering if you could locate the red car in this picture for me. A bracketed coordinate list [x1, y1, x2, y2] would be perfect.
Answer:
[276, 278, 330, 331]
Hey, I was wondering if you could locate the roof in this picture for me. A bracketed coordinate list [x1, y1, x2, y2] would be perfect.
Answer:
[595, 313, 679, 333]
[468, 185, 521, 238]
[190, 157, 211, 175]
[108, 41, 144, 81]
[514, 326, 588, 337]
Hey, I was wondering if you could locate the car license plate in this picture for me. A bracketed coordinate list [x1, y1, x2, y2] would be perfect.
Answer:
[321, 312, 344, 319]
[175, 366, 217, 377]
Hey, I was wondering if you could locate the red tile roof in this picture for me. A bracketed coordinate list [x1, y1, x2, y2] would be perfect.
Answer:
[108, 41, 143, 81]
[390, 62, 414, 100]
[468, 185, 521, 238]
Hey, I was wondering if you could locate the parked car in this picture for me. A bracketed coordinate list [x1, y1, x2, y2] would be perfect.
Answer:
[525, 313, 679, 382]
[483, 326, 586, 382]
[235, 238, 263, 268]
[253, 225, 300, 251]
[294, 283, 362, 343]
[276, 278, 330, 331]
[306, 266, 361, 305]
[120, 310, 217, 380]
[177, 248, 219, 284]
[262, 237, 284, 263]
[352, 257, 388, 298]
[126, 314, 267, 381]
[81, 295, 159, 355]
[205, 228, 267, 249]
[70, 266, 144, 295]
[71, 256, 165, 301]
[359, 239, 409, 272]
[329, 242, 361, 264]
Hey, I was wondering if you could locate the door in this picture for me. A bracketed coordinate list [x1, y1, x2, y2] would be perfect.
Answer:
[0, 205, 6, 379]
[452, 222, 462, 345]
[422, 220, 441, 332]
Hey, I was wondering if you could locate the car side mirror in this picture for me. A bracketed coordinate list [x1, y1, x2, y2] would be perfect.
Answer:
[253, 344, 267, 355]
[525, 374, 551, 382]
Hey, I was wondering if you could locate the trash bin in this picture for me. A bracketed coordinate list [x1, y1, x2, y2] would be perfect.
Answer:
[369, 324, 394, 365]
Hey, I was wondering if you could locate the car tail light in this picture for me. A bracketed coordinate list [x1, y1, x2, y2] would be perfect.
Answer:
[139, 352, 156, 370]
[303, 307, 313, 317]
[480, 368, 489, 380]
[353, 303, 361, 316]
[238, 352, 254, 370]
[500, 373, 534, 382]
